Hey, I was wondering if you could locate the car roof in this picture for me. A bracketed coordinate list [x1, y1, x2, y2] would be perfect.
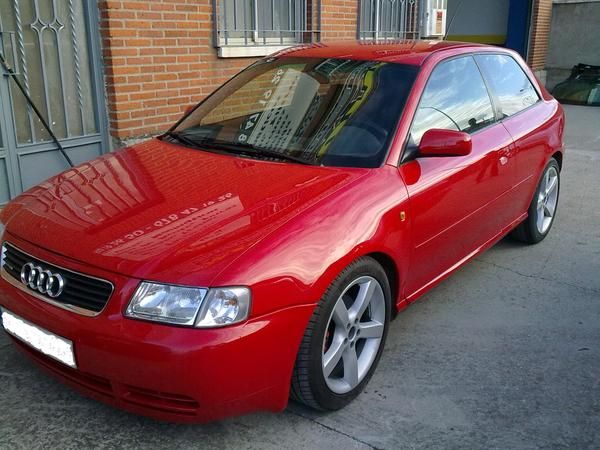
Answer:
[275, 40, 491, 66]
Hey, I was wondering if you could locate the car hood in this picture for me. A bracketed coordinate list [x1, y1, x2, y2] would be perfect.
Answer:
[2, 139, 365, 285]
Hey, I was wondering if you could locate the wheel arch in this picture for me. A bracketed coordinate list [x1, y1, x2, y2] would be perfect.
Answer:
[552, 150, 563, 171]
[365, 251, 401, 319]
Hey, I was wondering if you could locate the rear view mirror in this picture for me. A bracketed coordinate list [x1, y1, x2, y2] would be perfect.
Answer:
[419, 129, 472, 157]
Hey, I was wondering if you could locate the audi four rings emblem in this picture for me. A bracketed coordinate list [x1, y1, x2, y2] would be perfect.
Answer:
[20, 262, 66, 298]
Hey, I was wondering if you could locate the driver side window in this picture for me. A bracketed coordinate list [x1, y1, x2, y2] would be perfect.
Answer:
[410, 56, 495, 146]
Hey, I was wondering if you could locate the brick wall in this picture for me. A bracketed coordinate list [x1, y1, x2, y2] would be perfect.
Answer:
[527, 0, 553, 71]
[321, 0, 358, 40]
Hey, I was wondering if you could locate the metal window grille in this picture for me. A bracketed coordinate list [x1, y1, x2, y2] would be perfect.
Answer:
[359, 0, 420, 40]
[213, 0, 321, 47]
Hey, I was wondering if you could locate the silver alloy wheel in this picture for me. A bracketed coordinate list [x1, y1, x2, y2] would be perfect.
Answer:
[322, 276, 385, 394]
[536, 166, 559, 234]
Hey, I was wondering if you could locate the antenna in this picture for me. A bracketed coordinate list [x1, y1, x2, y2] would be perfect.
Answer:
[443, 0, 465, 41]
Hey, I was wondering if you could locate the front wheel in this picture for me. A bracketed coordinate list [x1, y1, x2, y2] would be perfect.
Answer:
[512, 158, 560, 244]
[291, 257, 391, 411]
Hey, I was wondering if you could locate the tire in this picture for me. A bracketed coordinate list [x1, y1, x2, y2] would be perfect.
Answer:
[291, 257, 391, 411]
[512, 158, 561, 244]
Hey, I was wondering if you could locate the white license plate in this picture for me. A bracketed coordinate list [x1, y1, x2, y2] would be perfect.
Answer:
[1, 308, 76, 368]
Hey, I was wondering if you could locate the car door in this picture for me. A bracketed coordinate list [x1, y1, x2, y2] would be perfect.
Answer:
[399, 55, 517, 299]
[474, 53, 547, 214]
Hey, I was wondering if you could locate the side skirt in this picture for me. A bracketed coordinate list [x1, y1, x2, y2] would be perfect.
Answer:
[396, 212, 528, 309]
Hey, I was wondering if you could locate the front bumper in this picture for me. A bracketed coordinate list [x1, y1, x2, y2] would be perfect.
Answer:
[0, 237, 314, 422]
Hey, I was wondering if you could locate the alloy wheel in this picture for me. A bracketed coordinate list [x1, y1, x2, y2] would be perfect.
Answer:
[536, 166, 559, 234]
[321, 276, 386, 394]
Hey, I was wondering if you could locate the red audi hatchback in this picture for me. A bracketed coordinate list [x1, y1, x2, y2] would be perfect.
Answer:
[0, 41, 564, 422]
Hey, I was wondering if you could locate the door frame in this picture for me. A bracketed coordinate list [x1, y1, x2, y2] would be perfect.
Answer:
[0, 41, 20, 202]
[0, 1, 109, 205]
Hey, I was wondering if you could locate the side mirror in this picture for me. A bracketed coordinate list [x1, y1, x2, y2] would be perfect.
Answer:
[419, 129, 472, 157]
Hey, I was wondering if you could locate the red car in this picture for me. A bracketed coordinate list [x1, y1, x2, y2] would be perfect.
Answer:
[0, 41, 564, 422]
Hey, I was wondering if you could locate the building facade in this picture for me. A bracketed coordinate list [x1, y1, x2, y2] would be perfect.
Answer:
[0, 0, 553, 204]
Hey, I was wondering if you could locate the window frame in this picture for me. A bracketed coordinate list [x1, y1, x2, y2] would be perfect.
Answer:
[400, 51, 544, 165]
[473, 52, 543, 122]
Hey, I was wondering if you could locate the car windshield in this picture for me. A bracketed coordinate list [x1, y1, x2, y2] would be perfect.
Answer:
[168, 57, 418, 168]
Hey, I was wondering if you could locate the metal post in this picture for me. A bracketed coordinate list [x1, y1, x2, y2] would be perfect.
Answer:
[211, 0, 219, 47]
[253, 0, 259, 43]
[223, 0, 229, 45]
[288, 0, 292, 43]
[317, 0, 322, 42]
[375, 0, 380, 39]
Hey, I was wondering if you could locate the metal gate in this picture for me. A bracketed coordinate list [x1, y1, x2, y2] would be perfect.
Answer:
[0, 0, 108, 205]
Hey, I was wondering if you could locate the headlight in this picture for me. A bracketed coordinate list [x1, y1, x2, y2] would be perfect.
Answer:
[195, 287, 251, 327]
[125, 283, 208, 325]
[125, 282, 250, 328]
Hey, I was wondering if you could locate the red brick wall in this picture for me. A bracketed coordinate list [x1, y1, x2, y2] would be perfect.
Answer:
[321, 0, 358, 40]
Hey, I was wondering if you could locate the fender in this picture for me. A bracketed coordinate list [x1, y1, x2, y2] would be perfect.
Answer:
[211, 165, 412, 318]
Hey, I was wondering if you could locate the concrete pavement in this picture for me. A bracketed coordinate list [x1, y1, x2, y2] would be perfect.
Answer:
[0, 105, 599, 449]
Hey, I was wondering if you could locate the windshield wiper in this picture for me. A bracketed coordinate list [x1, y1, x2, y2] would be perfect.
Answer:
[163, 132, 314, 165]
[162, 131, 204, 148]
[209, 140, 315, 166]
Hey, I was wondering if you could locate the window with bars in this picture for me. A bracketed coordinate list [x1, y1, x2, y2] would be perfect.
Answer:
[359, 0, 420, 40]
[214, 0, 321, 57]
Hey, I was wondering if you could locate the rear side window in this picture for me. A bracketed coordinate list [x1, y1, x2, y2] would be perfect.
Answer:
[410, 56, 495, 146]
[475, 54, 540, 118]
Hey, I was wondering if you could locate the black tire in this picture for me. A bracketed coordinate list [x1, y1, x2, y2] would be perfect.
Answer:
[511, 158, 561, 244]
[291, 257, 391, 411]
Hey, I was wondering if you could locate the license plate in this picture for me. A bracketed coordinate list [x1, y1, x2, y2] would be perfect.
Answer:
[1, 308, 76, 368]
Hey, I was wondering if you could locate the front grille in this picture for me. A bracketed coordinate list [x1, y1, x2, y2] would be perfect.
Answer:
[1, 242, 113, 314]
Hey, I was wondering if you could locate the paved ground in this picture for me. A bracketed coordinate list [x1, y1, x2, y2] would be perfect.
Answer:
[1, 105, 599, 449]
